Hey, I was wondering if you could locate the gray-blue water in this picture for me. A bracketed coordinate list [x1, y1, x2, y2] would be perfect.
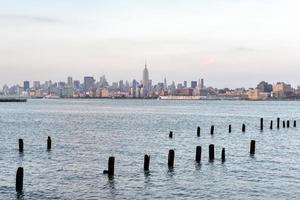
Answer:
[0, 99, 299, 199]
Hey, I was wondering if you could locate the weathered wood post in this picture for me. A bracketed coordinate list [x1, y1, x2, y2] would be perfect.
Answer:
[47, 136, 51, 150]
[169, 131, 173, 138]
[294, 120, 297, 127]
[195, 146, 201, 162]
[229, 125, 232, 133]
[221, 148, 225, 162]
[242, 124, 246, 132]
[270, 120, 273, 130]
[144, 155, 150, 171]
[210, 126, 214, 135]
[287, 120, 290, 128]
[209, 144, 214, 161]
[197, 127, 200, 137]
[16, 167, 24, 192]
[108, 157, 115, 176]
[277, 117, 280, 129]
[283, 121, 286, 128]
[168, 150, 175, 168]
[260, 118, 263, 131]
[250, 140, 255, 155]
[19, 139, 23, 153]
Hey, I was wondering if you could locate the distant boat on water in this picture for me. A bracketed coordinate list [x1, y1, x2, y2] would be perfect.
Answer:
[0, 97, 27, 102]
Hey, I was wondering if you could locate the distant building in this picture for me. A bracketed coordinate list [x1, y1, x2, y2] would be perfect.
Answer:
[191, 81, 197, 89]
[142, 63, 149, 97]
[23, 81, 30, 91]
[74, 80, 80, 90]
[256, 81, 272, 93]
[99, 75, 109, 87]
[67, 76, 73, 87]
[183, 81, 187, 88]
[84, 76, 95, 91]
[272, 82, 293, 98]
[201, 79, 204, 89]
[33, 81, 41, 90]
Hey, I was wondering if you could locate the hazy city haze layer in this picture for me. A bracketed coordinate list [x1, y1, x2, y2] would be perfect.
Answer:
[1, 0, 300, 87]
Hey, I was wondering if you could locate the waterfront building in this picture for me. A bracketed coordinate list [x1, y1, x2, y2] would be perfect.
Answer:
[256, 81, 272, 92]
[67, 76, 73, 87]
[23, 81, 30, 91]
[84, 76, 95, 91]
[33, 81, 41, 90]
[191, 81, 197, 89]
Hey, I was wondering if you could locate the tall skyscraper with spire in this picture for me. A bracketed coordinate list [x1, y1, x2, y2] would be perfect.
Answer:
[142, 62, 149, 97]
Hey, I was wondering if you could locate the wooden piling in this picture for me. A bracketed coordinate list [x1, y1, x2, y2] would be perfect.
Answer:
[283, 121, 286, 128]
[19, 139, 23, 152]
[277, 117, 280, 129]
[16, 167, 23, 192]
[250, 140, 255, 155]
[287, 120, 290, 128]
[294, 120, 297, 127]
[197, 127, 200, 137]
[195, 146, 201, 162]
[108, 157, 115, 176]
[242, 124, 246, 132]
[221, 148, 225, 162]
[270, 120, 273, 130]
[168, 149, 175, 168]
[169, 131, 173, 138]
[210, 126, 214, 135]
[260, 118, 263, 131]
[229, 125, 232, 133]
[144, 155, 150, 171]
[209, 144, 214, 161]
[47, 136, 51, 150]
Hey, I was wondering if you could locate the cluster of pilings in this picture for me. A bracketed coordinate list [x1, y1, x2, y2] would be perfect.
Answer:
[15, 117, 297, 192]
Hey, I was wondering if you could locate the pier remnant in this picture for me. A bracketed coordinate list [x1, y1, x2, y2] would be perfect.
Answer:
[144, 155, 150, 171]
[197, 127, 200, 137]
[287, 120, 290, 128]
[168, 150, 175, 168]
[242, 124, 246, 132]
[229, 125, 232, 133]
[103, 157, 115, 177]
[19, 139, 23, 152]
[283, 121, 286, 128]
[277, 117, 280, 129]
[250, 140, 256, 155]
[270, 120, 273, 130]
[47, 136, 51, 150]
[210, 126, 214, 135]
[169, 131, 173, 138]
[221, 148, 225, 162]
[16, 167, 24, 192]
[209, 144, 214, 161]
[195, 146, 201, 162]
[260, 118, 264, 131]
[294, 120, 297, 127]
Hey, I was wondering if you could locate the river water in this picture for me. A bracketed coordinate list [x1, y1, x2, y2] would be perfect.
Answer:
[0, 99, 299, 199]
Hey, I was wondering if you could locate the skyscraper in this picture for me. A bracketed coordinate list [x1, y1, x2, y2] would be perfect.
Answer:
[67, 76, 73, 87]
[84, 76, 95, 91]
[142, 63, 149, 97]
[23, 81, 30, 91]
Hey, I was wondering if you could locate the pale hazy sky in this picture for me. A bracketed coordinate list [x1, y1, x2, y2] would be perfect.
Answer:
[1, 0, 300, 88]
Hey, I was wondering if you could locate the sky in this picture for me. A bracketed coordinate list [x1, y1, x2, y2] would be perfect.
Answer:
[1, 0, 300, 88]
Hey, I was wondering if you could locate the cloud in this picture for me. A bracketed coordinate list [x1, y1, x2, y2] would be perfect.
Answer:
[0, 14, 63, 24]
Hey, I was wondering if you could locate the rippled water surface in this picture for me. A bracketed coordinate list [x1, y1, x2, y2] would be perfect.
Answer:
[0, 99, 300, 199]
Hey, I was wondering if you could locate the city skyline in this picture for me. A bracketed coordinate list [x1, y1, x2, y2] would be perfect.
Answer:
[1, 0, 300, 88]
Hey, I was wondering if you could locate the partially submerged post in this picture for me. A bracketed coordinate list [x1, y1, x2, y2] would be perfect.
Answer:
[260, 118, 264, 131]
[229, 125, 232, 133]
[270, 120, 273, 130]
[144, 155, 150, 171]
[209, 144, 214, 161]
[210, 126, 214, 135]
[168, 150, 175, 168]
[294, 120, 297, 127]
[287, 120, 290, 128]
[250, 140, 256, 155]
[195, 146, 201, 162]
[221, 148, 225, 162]
[197, 127, 200, 137]
[16, 167, 24, 192]
[103, 157, 115, 177]
[283, 121, 286, 128]
[19, 139, 23, 153]
[169, 131, 173, 138]
[47, 136, 51, 150]
[277, 117, 280, 129]
[242, 124, 246, 132]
